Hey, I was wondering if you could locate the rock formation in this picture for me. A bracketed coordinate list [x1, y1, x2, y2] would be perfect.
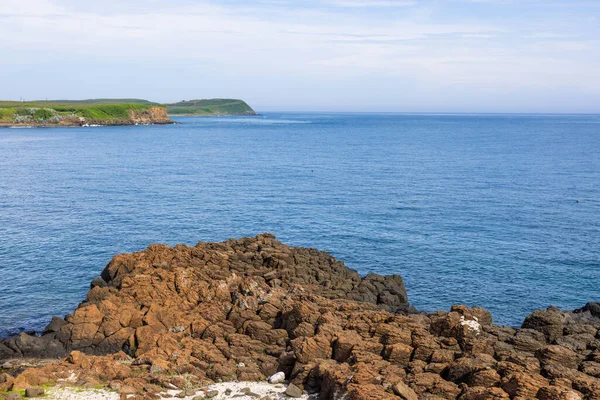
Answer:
[1, 234, 600, 400]
[127, 106, 172, 125]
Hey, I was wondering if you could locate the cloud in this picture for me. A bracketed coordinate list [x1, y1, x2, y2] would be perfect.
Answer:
[1, 0, 599, 111]
[530, 32, 573, 39]
[325, 0, 416, 7]
[462, 33, 496, 38]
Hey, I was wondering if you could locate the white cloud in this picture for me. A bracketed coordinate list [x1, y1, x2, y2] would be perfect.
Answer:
[1, 0, 599, 111]
[326, 0, 416, 7]
[462, 33, 496, 38]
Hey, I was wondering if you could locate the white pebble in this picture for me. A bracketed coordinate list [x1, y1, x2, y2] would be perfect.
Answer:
[268, 371, 286, 384]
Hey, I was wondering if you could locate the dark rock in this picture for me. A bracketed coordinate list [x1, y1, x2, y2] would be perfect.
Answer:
[24, 387, 44, 397]
[14, 333, 46, 356]
[44, 317, 66, 333]
[522, 309, 564, 342]
[511, 329, 547, 353]
[90, 277, 108, 289]
[536, 345, 584, 370]
[0, 342, 16, 359]
[574, 302, 600, 318]
[555, 333, 594, 352]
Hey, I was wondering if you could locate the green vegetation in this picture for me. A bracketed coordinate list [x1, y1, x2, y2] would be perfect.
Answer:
[0, 97, 256, 125]
[45, 98, 157, 105]
[166, 98, 257, 116]
[0, 99, 168, 126]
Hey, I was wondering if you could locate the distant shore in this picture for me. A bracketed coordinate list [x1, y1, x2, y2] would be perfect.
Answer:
[0, 120, 175, 128]
[0, 98, 258, 127]
[0, 98, 258, 128]
[0, 101, 174, 127]
[166, 98, 257, 116]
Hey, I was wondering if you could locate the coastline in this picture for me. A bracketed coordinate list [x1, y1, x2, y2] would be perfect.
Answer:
[1, 234, 599, 399]
[0, 103, 174, 127]
[0, 121, 175, 128]
[168, 113, 259, 117]
[0, 98, 258, 126]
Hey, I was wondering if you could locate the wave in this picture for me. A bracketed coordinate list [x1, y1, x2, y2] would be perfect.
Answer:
[0, 136, 62, 143]
[224, 118, 310, 125]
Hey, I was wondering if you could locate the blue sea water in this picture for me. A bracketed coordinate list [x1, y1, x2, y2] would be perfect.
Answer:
[0, 113, 599, 336]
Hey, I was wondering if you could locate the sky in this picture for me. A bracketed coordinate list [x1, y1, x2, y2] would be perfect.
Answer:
[1, 0, 599, 113]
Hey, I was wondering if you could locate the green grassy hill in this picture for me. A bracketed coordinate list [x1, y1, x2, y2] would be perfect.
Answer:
[0, 97, 257, 126]
[42, 98, 158, 105]
[0, 100, 171, 126]
[166, 99, 257, 116]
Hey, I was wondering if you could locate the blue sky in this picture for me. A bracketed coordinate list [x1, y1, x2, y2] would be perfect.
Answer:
[1, 0, 599, 112]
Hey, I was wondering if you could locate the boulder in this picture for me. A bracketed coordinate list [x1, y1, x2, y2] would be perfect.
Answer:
[522, 309, 564, 342]
[501, 372, 549, 398]
[460, 387, 510, 400]
[24, 387, 44, 397]
[536, 345, 584, 370]
[392, 381, 418, 400]
[511, 329, 547, 353]
[536, 386, 583, 400]
[446, 354, 496, 383]
[0, 373, 14, 392]
[574, 302, 600, 319]
[285, 383, 304, 398]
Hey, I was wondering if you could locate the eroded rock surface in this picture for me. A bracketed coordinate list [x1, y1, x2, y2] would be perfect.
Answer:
[2, 234, 600, 400]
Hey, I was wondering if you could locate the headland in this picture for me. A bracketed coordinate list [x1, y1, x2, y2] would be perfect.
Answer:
[0, 98, 258, 127]
[166, 99, 257, 116]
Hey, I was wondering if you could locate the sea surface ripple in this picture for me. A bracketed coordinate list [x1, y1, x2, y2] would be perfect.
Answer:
[0, 113, 599, 335]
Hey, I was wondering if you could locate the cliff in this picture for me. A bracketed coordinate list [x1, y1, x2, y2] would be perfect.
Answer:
[166, 98, 257, 116]
[0, 101, 174, 127]
[1, 234, 600, 399]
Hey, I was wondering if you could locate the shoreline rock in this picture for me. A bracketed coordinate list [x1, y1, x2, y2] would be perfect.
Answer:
[1, 234, 599, 399]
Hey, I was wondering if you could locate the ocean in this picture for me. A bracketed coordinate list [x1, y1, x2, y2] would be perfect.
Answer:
[0, 113, 599, 336]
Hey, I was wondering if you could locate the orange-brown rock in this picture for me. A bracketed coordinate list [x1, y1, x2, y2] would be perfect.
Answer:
[0, 373, 14, 392]
[3, 234, 600, 400]
[501, 371, 549, 398]
[460, 387, 510, 400]
[392, 381, 418, 400]
[537, 386, 584, 400]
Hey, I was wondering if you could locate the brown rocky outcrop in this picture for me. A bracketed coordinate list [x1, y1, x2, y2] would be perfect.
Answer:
[2, 234, 600, 400]
[128, 106, 172, 125]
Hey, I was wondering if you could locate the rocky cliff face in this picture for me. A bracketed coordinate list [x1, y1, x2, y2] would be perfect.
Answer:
[128, 106, 172, 125]
[2, 235, 600, 399]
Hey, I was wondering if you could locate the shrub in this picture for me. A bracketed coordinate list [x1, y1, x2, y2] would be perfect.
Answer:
[33, 108, 55, 121]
